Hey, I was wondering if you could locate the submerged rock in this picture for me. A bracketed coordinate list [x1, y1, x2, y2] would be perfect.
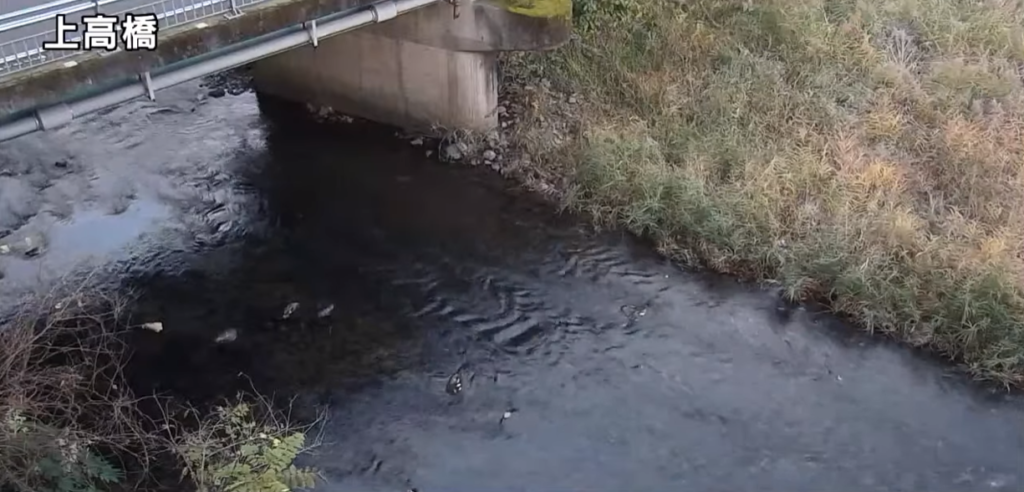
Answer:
[282, 302, 300, 319]
[215, 328, 238, 344]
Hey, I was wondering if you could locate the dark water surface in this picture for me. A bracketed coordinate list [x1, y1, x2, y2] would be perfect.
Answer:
[1, 83, 1023, 492]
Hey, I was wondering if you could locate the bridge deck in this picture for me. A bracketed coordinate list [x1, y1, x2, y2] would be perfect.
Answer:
[1, 0, 273, 77]
[0, 0, 377, 119]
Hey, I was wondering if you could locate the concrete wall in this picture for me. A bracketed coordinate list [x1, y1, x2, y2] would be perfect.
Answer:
[251, 24, 499, 131]
[251, 0, 570, 131]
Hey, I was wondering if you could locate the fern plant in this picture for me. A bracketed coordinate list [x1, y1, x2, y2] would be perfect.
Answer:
[36, 449, 123, 492]
[3, 410, 124, 492]
[176, 402, 318, 492]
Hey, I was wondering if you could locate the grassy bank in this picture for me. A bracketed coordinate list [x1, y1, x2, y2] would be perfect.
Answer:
[507, 0, 1024, 385]
[0, 288, 319, 492]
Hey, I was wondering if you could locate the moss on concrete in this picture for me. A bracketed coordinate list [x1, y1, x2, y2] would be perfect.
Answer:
[490, 0, 571, 19]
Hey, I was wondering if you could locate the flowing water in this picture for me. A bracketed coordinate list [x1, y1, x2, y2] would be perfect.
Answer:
[1, 81, 1023, 492]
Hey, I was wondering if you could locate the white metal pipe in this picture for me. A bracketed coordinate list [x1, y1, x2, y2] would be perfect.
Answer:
[0, 115, 39, 140]
[0, 0, 438, 143]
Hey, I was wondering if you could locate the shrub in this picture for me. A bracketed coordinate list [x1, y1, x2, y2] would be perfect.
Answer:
[0, 290, 146, 492]
[170, 399, 319, 492]
[0, 287, 321, 492]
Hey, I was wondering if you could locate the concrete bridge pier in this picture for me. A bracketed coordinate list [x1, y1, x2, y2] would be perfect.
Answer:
[251, 27, 498, 131]
[250, 0, 571, 132]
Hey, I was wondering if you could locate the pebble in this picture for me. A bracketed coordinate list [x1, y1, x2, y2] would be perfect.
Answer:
[483, 150, 497, 161]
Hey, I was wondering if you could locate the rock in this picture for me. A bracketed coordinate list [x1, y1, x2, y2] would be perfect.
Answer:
[0, 233, 46, 258]
[482, 150, 497, 161]
[207, 88, 226, 98]
[443, 144, 463, 161]
[140, 322, 164, 333]
[496, 105, 507, 116]
[499, 407, 517, 424]
[568, 95, 578, 104]
[445, 371, 463, 395]
[215, 328, 238, 344]
[410, 137, 424, 146]
[282, 302, 300, 319]
[317, 304, 335, 318]
[54, 160, 69, 168]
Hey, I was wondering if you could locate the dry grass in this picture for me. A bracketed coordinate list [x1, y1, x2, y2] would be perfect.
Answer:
[0, 287, 158, 492]
[0, 283, 321, 492]
[509, 0, 1024, 385]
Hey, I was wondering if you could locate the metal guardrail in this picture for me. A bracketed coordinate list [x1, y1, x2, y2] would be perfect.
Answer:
[0, 0, 271, 78]
[0, 0, 434, 142]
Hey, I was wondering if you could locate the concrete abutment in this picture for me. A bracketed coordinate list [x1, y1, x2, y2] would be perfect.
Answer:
[251, 0, 570, 132]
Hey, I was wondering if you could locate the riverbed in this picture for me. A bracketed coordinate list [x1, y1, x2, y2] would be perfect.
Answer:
[0, 81, 1022, 492]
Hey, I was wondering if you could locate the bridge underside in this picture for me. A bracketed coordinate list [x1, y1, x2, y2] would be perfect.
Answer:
[252, 0, 571, 131]
[0, 0, 570, 135]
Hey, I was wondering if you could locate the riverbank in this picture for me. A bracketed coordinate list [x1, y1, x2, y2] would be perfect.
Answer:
[2, 71, 1023, 491]
[491, 0, 1024, 386]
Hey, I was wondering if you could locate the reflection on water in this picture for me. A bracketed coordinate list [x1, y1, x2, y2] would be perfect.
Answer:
[1, 82, 1023, 492]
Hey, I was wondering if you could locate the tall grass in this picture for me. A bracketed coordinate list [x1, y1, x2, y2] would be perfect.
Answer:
[513, 0, 1024, 385]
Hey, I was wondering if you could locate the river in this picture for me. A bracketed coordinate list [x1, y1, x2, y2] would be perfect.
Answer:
[0, 80, 1022, 492]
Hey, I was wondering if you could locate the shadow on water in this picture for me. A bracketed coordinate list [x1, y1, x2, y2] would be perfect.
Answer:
[121, 93, 572, 409]
[3, 85, 1024, 492]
